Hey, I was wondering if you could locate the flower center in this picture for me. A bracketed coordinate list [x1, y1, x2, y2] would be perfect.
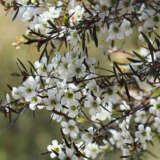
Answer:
[69, 125, 75, 131]
[156, 103, 160, 109]
[91, 147, 97, 153]
[54, 146, 60, 152]
[75, 67, 81, 73]
[32, 96, 37, 103]
[51, 99, 56, 105]
[64, 63, 68, 69]
[92, 101, 98, 108]
[66, 92, 74, 99]
[40, 65, 46, 72]
[107, 88, 113, 95]
[26, 87, 32, 93]
[113, 26, 119, 33]
[70, 105, 76, 111]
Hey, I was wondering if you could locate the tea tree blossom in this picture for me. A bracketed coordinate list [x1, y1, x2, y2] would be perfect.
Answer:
[47, 140, 62, 159]
[21, 76, 39, 102]
[69, 5, 85, 26]
[3, 40, 160, 160]
[135, 124, 152, 149]
[61, 120, 79, 139]
[84, 95, 101, 115]
[1, 0, 160, 160]
[84, 143, 100, 159]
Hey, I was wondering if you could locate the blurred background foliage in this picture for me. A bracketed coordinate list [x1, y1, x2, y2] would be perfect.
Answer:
[0, 8, 60, 160]
[0, 6, 160, 160]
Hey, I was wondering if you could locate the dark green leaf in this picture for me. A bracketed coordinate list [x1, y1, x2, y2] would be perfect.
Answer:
[127, 58, 142, 63]
[155, 38, 160, 48]
[93, 25, 98, 47]
[28, 60, 37, 73]
[12, 8, 19, 21]
[82, 31, 86, 51]
[10, 72, 21, 77]
[47, 20, 57, 30]
[132, 51, 145, 61]
[124, 82, 131, 101]
[113, 65, 119, 82]
[82, 3, 93, 15]
[114, 62, 123, 75]
[7, 84, 12, 91]
[50, 40, 56, 49]
[17, 58, 28, 72]
[87, 0, 95, 5]
[141, 32, 155, 63]
[39, 43, 48, 61]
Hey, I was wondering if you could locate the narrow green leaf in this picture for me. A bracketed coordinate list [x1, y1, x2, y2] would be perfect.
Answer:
[12, 8, 19, 21]
[127, 58, 142, 63]
[17, 58, 28, 72]
[93, 25, 98, 47]
[141, 32, 155, 63]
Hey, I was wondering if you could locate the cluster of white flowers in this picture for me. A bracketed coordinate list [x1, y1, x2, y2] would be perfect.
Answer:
[107, 19, 133, 41]
[6, 0, 158, 49]
[2, 44, 159, 159]
[1, 0, 160, 160]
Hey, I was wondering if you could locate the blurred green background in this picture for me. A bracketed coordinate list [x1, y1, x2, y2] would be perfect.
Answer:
[0, 6, 160, 160]
[0, 7, 60, 160]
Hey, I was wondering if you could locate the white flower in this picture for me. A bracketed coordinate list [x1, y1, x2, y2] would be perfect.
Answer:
[58, 148, 78, 160]
[139, 47, 149, 57]
[92, 108, 111, 122]
[135, 124, 152, 146]
[50, 51, 61, 69]
[17, 0, 28, 5]
[21, 76, 39, 102]
[153, 117, 160, 133]
[61, 88, 81, 107]
[138, 16, 156, 32]
[34, 57, 48, 76]
[154, 51, 160, 59]
[65, 147, 78, 160]
[4, 94, 12, 112]
[68, 103, 79, 118]
[46, 89, 62, 111]
[107, 19, 132, 41]
[121, 19, 133, 36]
[110, 129, 124, 149]
[47, 140, 62, 159]
[19, 7, 40, 22]
[51, 113, 62, 122]
[39, 11, 53, 26]
[122, 148, 130, 160]
[69, 60, 86, 78]
[84, 143, 99, 159]
[81, 127, 94, 143]
[149, 98, 160, 117]
[84, 95, 101, 115]
[118, 0, 133, 14]
[28, 16, 44, 32]
[61, 120, 79, 138]
[92, 102, 112, 122]
[135, 110, 147, 124]
[69, 5, 85, 26]
[49, 6, 61, 19]
[102, 86, 120, 104]
[99, 0, 115, 8]
[107, 23, 124, 41]
[57, 56, 73, 80]
[12, 86, 24, 99]
[86, 80, 101, 96]
[29, 96, 42, 110]
[120, 101, 130, 111]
